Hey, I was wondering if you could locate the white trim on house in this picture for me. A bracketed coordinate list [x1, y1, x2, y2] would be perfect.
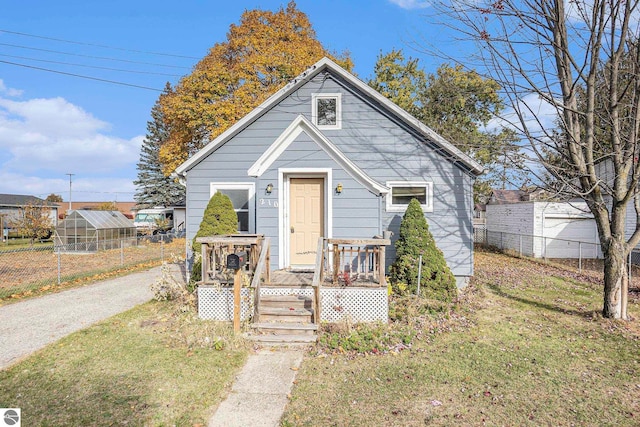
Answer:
[209, 182, 256, 233]
[248, 115, 388, 196]
[312, 92, 342, 129]
[385, 181, 434, 213]
[173, 57, 483, 178]
[278, 168, 333, 269]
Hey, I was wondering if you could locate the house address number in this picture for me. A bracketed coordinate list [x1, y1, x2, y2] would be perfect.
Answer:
[259, 198, 278, 207]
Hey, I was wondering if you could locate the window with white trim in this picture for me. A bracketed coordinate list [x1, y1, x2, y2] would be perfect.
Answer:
[312, 93, 342, 129]
[386, 181, 433, 212]
[210, 183, 255, 233]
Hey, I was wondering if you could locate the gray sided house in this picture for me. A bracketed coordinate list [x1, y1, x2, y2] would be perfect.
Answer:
[0, 193, 58, 239]
[174, 57, 483, 286]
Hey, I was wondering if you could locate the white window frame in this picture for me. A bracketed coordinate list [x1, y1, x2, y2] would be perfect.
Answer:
[386, 181, 433, 213]
[209, 182, 255, 233]
[312, 93, 342, 129]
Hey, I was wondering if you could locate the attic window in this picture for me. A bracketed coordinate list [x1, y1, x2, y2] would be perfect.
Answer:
[312, 93, 341, 129]
[386, 181, 433, 213]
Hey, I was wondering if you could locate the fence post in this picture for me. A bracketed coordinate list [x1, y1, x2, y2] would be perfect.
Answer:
[519, 235, 522, 257]
[120, 239, 124, 266]
[416, 254, 423, 297]
[543, 237, 547, 263]
[161, 240, 165, 262]
[57, 247, 61, 285]
[578, 242, 582, 273]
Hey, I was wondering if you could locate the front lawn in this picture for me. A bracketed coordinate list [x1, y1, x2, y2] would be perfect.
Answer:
[282, 249, 640, 426]
[0, 301, 250, 426]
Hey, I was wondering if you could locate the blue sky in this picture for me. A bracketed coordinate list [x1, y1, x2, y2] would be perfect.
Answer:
[0, 0, 454, 202]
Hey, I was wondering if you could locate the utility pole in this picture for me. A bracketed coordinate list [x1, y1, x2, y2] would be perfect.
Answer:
[66, 173, 75, 213]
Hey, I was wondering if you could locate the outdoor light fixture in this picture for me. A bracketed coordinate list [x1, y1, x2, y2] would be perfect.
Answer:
[336, 183, 343, 194]
[266, 183, 273, 194]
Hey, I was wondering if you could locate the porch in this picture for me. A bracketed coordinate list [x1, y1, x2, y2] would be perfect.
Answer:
[196, 235, 391, 344]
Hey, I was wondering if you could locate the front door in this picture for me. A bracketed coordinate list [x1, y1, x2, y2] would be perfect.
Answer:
[289, 178, 324, 266]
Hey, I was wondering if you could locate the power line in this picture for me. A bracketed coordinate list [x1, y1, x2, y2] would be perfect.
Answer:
[0, 29, 201, 60]
[0, 43, 191, 70]
[0, 53, 182, 77]
[0, 60, 162, 92]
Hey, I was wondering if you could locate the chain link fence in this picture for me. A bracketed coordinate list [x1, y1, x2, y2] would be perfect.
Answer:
[0, 234, 186, 300]
[474, 228, 640, 290]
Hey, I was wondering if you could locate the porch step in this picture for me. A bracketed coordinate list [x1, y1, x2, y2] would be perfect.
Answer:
[259, 307, 313, 323]
[259, 295, 312, 310]
[251, 322, 318, 336]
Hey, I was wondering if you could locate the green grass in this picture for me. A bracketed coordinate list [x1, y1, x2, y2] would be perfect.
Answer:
[0, 301, 250, 426]
[282, 250, 640, 426]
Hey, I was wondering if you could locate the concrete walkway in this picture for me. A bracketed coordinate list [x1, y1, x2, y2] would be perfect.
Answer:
[0, 264, 182, 370]
[208, 349, 304, 427]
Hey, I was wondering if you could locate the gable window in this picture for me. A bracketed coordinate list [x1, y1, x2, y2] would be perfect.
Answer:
[210, 183, 255, 233]
[312, 93, 342, 129]
[386, 181, 433, 212]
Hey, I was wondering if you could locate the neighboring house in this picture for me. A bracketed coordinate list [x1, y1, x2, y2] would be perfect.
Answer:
[0, 193, 58, 238]
[57, 201, 137, 219]
[174, 57, 483, 287]
[171, 199, 186, 232]
[486, 197, 600, 259]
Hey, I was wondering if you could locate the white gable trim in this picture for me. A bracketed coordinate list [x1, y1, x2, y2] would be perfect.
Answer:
[247, 115, 388, 196]
[174, 57, 483, 177]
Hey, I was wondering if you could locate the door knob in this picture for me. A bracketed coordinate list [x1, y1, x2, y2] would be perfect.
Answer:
[290, 226, 295, 233]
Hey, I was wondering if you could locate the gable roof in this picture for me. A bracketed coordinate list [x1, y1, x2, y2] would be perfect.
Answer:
[0, 193, 58, 208]
[174, 57, 484, 177]
[247, 115, 388, 195]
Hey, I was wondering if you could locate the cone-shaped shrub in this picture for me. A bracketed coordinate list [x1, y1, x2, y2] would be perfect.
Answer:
[389, 198, 457, 302]
[191, 192, 238, 282]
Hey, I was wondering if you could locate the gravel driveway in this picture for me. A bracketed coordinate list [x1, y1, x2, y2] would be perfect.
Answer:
[0, 264, 183, 370]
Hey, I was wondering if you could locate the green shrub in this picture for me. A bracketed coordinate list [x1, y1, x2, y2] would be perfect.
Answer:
[190, 192, 238, 283]
[389, 198, 457, 302]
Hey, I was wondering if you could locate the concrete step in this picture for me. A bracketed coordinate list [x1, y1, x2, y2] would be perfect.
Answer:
[259, 307, 313, 323]
[251, 322, 318, 336]
[247, 334, 318, 346]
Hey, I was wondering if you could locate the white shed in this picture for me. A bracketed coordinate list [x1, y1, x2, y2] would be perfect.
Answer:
[486, 201, 600, 259]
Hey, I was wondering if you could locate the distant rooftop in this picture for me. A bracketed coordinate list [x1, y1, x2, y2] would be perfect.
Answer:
[0, 193, 58, 208]
[488, 189, 547, 205]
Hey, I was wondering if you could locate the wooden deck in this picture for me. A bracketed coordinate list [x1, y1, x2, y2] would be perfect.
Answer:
[268, 270, 384, 287]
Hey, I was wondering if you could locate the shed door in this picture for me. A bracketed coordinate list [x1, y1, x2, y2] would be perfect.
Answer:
[543, 217, 598, 258]
[289, 178, 324, 266]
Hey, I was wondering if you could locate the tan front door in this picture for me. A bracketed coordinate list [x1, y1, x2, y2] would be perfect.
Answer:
[289, 178, 324, 266]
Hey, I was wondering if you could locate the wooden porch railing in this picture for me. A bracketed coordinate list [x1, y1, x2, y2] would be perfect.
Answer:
[250, 237, 271, 322]
[322, 238, 391, 287]
[196, 234, 265, 284]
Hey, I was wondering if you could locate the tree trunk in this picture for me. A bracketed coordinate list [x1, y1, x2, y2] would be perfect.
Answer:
[602, 238, 627, 319]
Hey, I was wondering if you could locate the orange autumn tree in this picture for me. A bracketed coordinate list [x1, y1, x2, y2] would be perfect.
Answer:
[159, 1, 353, 174]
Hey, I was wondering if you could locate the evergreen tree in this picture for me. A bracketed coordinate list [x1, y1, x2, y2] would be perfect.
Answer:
[134, 83, 185, 208]
[191, 192, 238, 283]
[389, 199, 457, 302]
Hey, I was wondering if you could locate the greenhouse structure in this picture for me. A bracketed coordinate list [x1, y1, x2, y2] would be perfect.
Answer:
[54, 210, 136, 252]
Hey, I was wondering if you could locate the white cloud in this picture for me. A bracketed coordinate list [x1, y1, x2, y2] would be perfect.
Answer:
[388, 0, 431, 10]
[0, 96, 142, 174]
[0, 90, 144, 201]
[486, 93, 558, 137]
[0, 79, 24, 97]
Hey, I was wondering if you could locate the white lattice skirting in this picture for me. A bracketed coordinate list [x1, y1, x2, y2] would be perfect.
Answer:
[198, 286, 388, 322]
[198, 286, 252, 321]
